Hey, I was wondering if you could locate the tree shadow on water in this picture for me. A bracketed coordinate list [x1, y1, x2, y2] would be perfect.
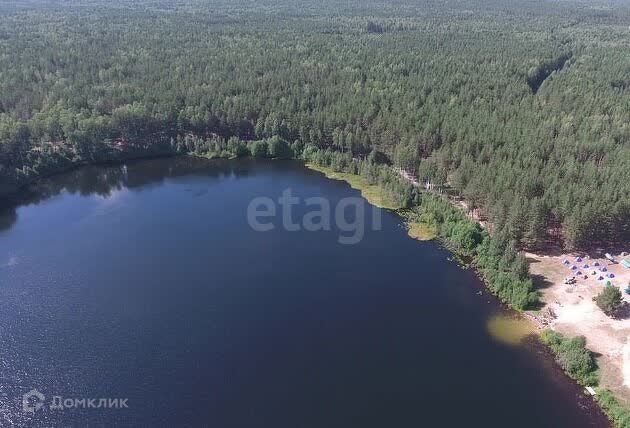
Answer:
[0, 208, 17, 233]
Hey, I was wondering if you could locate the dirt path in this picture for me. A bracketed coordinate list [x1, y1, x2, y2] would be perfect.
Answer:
[395, 168, 488, 228]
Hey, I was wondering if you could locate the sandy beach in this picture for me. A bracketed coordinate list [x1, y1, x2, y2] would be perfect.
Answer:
[527, 251, 630, 404]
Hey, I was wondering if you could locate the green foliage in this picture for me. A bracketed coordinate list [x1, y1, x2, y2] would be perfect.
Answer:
[449, 222, 484, 254]
[596, 390, 630, 428]
[267, 136, 293, 159]
[301, 144, 320, 162]
[540, 330, 598, 386]
[227, 137, 250, 158]
[0, 0, 629, 247]
[595, 286, 624, 315]
[250, 140, 269, 158]
[538, 331, 630, 428]
[0, 2, 627, 420]
[304, 146, 538, 310]
[291, 140, 305, 158]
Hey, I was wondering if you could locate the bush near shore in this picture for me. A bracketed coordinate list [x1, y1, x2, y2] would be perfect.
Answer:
[540, 330, 598, 386]
[302, 147, 538, 310]
[540, 330, 630, 428]
[596, 390, 630, 428]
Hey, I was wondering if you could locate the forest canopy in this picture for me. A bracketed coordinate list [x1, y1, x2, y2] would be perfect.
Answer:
[0, 0, 628, 250]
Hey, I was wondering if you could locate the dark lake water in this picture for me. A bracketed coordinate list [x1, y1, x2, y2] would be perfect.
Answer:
[0, 157, 608, 427]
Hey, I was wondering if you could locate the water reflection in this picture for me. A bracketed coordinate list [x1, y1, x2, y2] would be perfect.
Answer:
[0, 156, 260, 232]
[0, 157, 609, 427]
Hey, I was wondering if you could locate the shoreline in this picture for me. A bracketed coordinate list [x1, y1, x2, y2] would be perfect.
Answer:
[392, 168, 630, 418]
[527, 251, 630, 409]
[0, 151, 180, 203]
[1, 154, 611, 426]
[2, 151, 626, 427]
[305, 160, 625, 427]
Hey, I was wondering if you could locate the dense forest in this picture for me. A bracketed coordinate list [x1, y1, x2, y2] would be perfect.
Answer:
[0, 0, 629, 250]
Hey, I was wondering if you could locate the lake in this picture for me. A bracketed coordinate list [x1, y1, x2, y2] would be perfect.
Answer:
[0, 157, 608, 427]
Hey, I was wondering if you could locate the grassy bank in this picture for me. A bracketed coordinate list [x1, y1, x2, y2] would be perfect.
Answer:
[303, 147, 536, 310]
[305, 163, 437, 240]
[305, 163, 401, 210]
[405, 221, 438, 241]
[397, 208, 439, 241]
[305, 164, 437, 241]
[596, 390, 630, 428]
[540, 330, 630, 427]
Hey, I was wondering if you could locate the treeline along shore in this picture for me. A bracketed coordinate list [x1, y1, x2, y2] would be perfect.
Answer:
[4, 133, 630, 427]
[0, 132, 543, 311]
[0, 0, 628, 251]
[1, 0, 629, 425]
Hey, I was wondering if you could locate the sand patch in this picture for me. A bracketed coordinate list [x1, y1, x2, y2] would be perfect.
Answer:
[487, 314, 535, 346]
[527, 251, 630, 402]
[624, 336, 630, 389]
